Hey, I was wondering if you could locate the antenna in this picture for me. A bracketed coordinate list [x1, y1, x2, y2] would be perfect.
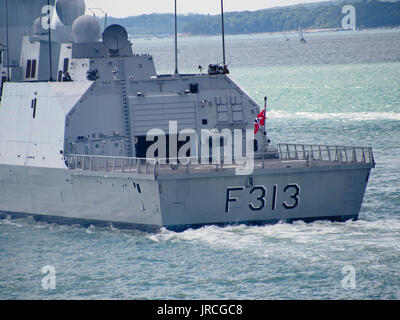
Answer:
[174, 0, 179, 74]
[221, 0, 226, 66]
[5, 0, 10, 81]
[88, 8, 108, 30]
[263, 96, 268, 148]
[47, 0, 53, 81]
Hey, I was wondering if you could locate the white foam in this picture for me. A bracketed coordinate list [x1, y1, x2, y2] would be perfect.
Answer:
[147, 218, 400, 260]
[0, 218, 23, 227]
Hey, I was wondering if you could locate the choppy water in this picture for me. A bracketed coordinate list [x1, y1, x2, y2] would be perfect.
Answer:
[1, 29, 400, 300]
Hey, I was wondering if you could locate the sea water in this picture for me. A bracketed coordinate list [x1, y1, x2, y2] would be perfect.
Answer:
[1, 29, 399, 300]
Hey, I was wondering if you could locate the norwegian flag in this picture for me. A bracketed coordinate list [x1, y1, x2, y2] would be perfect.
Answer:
[254, 110, 267, 134]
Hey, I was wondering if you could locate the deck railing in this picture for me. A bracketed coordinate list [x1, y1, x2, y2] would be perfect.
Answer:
[67, 154, 157, 174]
[67, 144, 374, 175]
[277, 144, 375, 164]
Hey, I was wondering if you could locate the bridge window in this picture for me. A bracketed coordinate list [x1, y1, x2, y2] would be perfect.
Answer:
[63, 58, 69, 73]
[31, 60, 36, 78]
[26, 60, 31, 78]
[25, 59, 37, 79]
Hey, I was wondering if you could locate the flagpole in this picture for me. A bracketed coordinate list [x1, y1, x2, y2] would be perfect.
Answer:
[263, 96, 268, 150]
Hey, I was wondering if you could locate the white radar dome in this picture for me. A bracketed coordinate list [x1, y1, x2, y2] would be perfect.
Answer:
[72, 15, 101, 43]
[56, 0, 86, 26]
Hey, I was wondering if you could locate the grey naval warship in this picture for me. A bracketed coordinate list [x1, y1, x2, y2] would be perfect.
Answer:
[0, 0, 375, 232]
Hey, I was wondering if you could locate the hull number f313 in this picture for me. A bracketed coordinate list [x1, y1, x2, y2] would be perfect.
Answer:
[225, 184, 300, 213]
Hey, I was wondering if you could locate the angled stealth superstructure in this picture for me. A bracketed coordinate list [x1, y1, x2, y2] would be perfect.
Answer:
[0, 0, 375, 231]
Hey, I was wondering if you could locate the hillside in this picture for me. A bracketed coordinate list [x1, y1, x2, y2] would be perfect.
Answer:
[103, 0, 400, 36]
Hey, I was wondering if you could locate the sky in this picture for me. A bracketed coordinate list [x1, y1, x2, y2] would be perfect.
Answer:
[84, 0, 332, 18]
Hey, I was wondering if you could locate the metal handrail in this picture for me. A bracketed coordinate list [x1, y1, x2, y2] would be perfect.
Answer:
[277, 143, 374, 164]
[67, 154, 157, 175]
[67, 144, 374, 175]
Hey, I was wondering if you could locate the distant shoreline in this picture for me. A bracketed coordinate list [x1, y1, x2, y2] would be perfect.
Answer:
[129, 26, 400, 39]
[109, 0, 400, 38]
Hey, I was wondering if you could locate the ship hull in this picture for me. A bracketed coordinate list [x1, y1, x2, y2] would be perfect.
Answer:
[0, 162, 372, 232]
[157, 162, 372, 231]
[0, 164, 163, 232]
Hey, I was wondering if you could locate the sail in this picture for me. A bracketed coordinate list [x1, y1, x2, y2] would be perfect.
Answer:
[298, 25, 303, 40]
[298, 24, 306, 42]
[0, 0, 56, 67]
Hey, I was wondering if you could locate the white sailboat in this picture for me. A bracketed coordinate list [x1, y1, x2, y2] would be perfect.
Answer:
[298, 24, 306, 43]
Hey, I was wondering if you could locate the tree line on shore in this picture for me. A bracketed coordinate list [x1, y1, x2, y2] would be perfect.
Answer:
[103, 0, 400, 36]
